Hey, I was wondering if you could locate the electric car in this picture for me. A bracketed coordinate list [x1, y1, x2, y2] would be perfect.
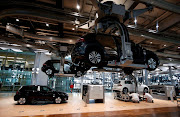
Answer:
[71, 33, 159, 74]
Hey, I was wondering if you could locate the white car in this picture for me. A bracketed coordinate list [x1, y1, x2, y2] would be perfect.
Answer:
[113, 80, 149, 94]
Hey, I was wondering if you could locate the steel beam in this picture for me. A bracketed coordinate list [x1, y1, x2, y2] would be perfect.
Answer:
[158, 14, 180, 32]
[0, 35, 53, 51]
[6, 25, 78, 44]
[135, 0, 180, 14]
[128, 28, 180, 44]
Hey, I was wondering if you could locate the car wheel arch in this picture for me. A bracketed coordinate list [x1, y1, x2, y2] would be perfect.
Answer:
[143, 87, 149, 93]
[85, 45, 104, 56]
[122, 87, 129, 94]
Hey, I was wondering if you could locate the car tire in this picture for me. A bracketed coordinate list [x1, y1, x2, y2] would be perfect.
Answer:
[143, 88, 149, 93]
[55, 97, 62, 104]
[123, 67, 133, 75]
[45, 68, 54, 77]
[87, 49, 103, 66]
[122, 88, 128, 94]
[146, 56, 158, 71]
[18, 97, 26, 105]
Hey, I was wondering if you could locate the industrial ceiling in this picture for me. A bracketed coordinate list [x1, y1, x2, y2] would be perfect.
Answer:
[0, 0, 179, 67]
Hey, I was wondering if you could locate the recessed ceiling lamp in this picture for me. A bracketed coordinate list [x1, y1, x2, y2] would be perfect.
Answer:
[156, 21, 159, 32]
[8, 60, 14, 62]
[26, 44, 31, 47]
[16, 19, 19, 22]
[150, 42, 152, 44]
[178, 46, 180, 49]
[72, 28, 75, 30]
[11, 49, 23, 52]
[96, 13, 98, 18]
[17, 57, 23, 59]
[164, 44, 166, 47]
[46, 23, 49, 27]
[134, 17, 137, 23]
[77, 4, 80, 10]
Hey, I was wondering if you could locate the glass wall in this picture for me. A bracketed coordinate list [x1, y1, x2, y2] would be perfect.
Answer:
[48, 71, 122, 93]
[0, 49, 35, 92]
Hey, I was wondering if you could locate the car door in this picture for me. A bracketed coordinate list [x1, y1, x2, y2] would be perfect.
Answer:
[40, 86, 54, 101]
[125, 81, 134, 92]
[28, 86, 38, 101]
[131, 43, 145, 63]
[96, 34, 118, 61]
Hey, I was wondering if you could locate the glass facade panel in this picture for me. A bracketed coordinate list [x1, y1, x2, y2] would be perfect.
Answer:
[0, 50, 35, 92]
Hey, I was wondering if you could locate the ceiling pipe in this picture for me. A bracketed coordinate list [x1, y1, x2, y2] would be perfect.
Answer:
[134, 0, 180, 14]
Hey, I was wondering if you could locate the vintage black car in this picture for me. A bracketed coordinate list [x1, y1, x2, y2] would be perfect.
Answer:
[14, 85, 68, 104]
[71, 33, 159, 74]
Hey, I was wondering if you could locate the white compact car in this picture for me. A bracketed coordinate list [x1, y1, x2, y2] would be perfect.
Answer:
[113, 80, 149, 94]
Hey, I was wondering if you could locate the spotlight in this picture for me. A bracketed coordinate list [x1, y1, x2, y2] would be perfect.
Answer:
[46, 23, 49, 27]
[77, 4, 80, 10]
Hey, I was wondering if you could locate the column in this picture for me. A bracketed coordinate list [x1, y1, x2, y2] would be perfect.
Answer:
[143, 69, 149, 85]
[31, 52, 51, 85]
[169, 66, 175, 85]
[102, 72, 105, 85]
[81, 76, 84, 94]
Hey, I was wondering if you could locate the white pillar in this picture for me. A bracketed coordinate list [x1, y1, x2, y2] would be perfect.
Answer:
[169, 66, 175, 85]
[143, 69, 149, 85]
[31, 52, 51, 85]
[81, 76, 84, 94]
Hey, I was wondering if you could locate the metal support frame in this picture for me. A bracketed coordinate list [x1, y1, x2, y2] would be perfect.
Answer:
[129, 74, 138, 93]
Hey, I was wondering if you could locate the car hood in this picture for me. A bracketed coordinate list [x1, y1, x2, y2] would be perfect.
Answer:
[139, 84, 148, 88]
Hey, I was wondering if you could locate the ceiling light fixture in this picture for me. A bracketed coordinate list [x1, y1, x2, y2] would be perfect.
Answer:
[72, 28, 75, 30]
[17, 57, 23, 59]
[77, 4, 80, 10]
[16, 19, 19, 22]
[11, 49, 23, 52]
[156, 21, 159, 32]
[164, 44, 166, 47]
[150, 42, 152, 44]
[26, 44, 31, 47]
[134, 17, 137, 23]
[178, 46, 180, 49]
[46, 23, 49, 27]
